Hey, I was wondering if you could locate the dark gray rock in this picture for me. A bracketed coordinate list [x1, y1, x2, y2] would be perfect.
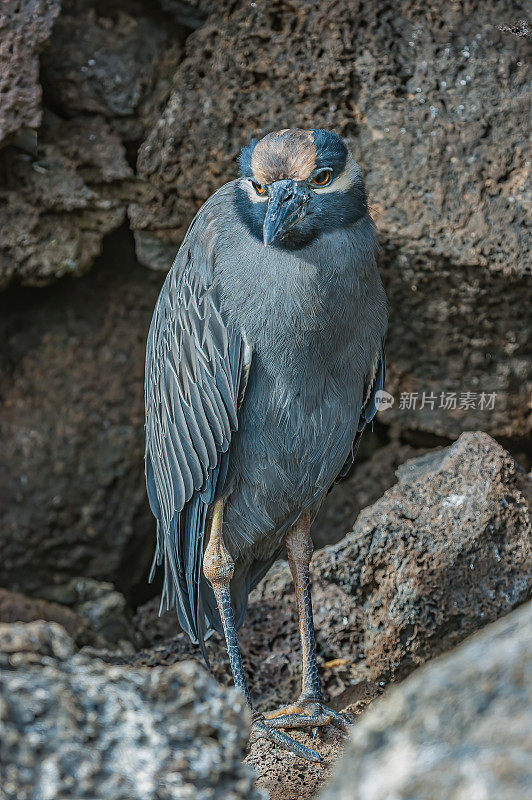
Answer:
[156, 0, 214, 29]
[40, 578, 137, 648]
[0, 587, 97, 647]
[312, 433, 428, 549]
[320, 600, 532, 800]
[0, 621, 263, 800]
[40, 0, 184, 145]
[0, 0, 181, 288]
[41, 5, 167, 119]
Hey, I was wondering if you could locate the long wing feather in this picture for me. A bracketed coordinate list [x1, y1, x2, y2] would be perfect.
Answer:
[145, 197, 251, 653]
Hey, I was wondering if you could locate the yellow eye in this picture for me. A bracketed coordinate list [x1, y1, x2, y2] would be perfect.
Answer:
[251, 180, 266, 196]
[311, 170, 331, 187]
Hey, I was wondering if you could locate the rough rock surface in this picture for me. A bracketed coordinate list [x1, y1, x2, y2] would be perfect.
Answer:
[314, 430, 532, 681]
[0, 580, 139, 649]
[130, 0, 530, 438]
[0, 112, 136, 287]
[320, 600, 532, 800]
[0, 0, 182, 289]
[0, 229, 164, 600]
[0, 621, 262, 800]
[41, 5, 165, 119]
[39, 577, 138, 648]
[0, 0, 60, 147]
[312, 428, 428, 548]
[40, 0, 184, 144]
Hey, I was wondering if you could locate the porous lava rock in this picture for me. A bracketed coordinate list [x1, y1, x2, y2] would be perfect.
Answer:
[0, 113, 135, 287]
[0, 621, 262, 800]
[0, 0, 182, 288]
[313, 430, 532, 682]
[0, 0, 60, 147]
[0, 587, 96, 646]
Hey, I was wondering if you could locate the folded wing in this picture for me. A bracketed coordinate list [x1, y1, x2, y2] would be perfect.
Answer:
[145, 213, 250, 651]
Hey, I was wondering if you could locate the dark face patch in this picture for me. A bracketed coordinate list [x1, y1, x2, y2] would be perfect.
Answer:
[250, 129, 317, 184]
[235, 128, 366, 250]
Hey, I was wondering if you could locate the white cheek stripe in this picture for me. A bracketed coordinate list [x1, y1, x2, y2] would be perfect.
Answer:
[314, 153, 361, 194]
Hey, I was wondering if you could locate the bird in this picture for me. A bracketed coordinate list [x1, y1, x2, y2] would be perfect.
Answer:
[144, 128, 387, 761]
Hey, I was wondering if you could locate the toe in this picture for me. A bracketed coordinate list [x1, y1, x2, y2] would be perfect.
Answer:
[251, 718, 321, 763]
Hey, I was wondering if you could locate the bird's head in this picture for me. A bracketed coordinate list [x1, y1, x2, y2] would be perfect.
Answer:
[237, 128, 367, 248]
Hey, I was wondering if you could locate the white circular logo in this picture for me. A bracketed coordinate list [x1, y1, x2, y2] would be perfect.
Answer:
[375, 390, 395, 410]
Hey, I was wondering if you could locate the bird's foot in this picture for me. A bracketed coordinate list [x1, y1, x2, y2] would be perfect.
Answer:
[263, 697, 351, 733]
[250, 714, 321, 762]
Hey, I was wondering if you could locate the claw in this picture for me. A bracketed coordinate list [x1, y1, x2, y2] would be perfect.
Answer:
[329, 710, 350, 733]
[251, 717, 321, 763]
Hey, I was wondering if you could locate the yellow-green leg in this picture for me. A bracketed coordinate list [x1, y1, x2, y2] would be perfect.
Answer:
[263, 512, 350, 733]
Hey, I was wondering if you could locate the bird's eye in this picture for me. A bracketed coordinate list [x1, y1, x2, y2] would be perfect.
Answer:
[251, 180, 266, 196]
[311, 170, 331, 187]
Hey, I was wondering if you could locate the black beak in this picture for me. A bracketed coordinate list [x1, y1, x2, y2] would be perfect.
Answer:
[263, 180, 311, 246]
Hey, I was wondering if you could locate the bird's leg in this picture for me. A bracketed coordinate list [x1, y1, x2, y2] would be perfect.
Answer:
[263, 512, 350, 733]
[203, 499, 321, 762]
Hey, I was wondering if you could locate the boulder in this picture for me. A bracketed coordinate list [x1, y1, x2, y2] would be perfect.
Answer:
[39, 577, 137, 648]
[320, 600, 532, 800]
[40, 0, 183, 143]
[0, 580, 138, 649]
[130, 0, 530, 439]
[313, 430, 532, 682]
[41, 4, 166, 120]
[0, 621, 262, 800]
[0, 0, 182, 288]
[312, 431, 427, 548]
[0, 0, 60, 147]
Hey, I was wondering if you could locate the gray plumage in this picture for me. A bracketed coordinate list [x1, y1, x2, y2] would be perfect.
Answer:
[145, 130, 387, 654]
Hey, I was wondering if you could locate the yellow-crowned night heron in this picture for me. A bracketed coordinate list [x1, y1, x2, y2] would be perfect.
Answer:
[145, 128, 387, 761]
